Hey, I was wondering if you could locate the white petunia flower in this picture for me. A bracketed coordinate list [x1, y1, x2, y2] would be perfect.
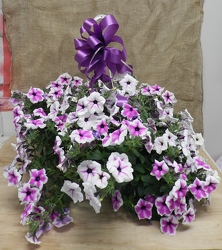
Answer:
[77, 112, 97, 129]
[119, 74, 138, 95]
[106, 152, 133, 183]
[77, 160, 101, 184]
[163, 129, 177, 147]
[153, 136, 168, 154]
[83, 182, 101, 213]
[87, 92, 105, 114]
[192, 133, 204, 146]
[61, 180, 84, 203]
[94, 171, 111, 189]
[76, 96, 89, 116]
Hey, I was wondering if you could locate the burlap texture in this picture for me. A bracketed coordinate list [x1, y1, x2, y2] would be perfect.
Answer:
[2, 0, 204, 132]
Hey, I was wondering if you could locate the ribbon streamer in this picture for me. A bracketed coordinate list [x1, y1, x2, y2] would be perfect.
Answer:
[116, 93, 128, 107]
[74, 14, 132, 87]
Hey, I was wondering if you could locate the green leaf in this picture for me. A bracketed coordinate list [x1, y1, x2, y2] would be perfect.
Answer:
[131, 148, 140, 157]
[137, 182, 145, 196]
[147, 175, 158, 184]
[87, 149, 103, 161]
[141, 174, 151, 183]
[55, 205, 65, 214]
[134, 175, 141, 182]
[144, 185, 153, 195]
[128, 153, 136, 165]
[159, 184, 169, 194]
[134, 164, 145, 174]
[101, 150, 111, 159]
[138, 153, 146, 164]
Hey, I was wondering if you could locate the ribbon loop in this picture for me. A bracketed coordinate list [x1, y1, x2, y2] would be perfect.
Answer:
[74, 14, 132, 87]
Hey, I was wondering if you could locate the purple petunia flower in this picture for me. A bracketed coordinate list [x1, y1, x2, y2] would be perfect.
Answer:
[182, 207, 196, 224]
[29, 169, 48, 190]
[18, 183, 40, 204]
[54, 114, 68, 131]
[54, 145, 67, 172]
[135, 198, 153, 220]
[102, 134, 112, 147]
[53, 136, 62, 152]
[13, 106, 24, 122]
[170, 179, 188, 199]
[53, 213, 74, 228]
[20, 202, 35, 225]
[50, 80, 63, 89]
[144, 141, 153, 154]
[48, 87, 63, 100]
[150, 159, 169, 180]
[146, 118, 157, 133]
[174, 197, 187, 215]
[27, 87, 44, 103]
[204, 175, 219, 194]
[127, 119, 147, 137]
[111, 190, 123, 212]
[121, 103, 138, 120]
[160, 215, 179, 235]
[96, 119, 109, 135]
[160, 107, 174, 119]
[165, 194, 182, 212]
[71, 76, 83, 87]
[172, 161, 184, 174]
[35, 220, 52, 239]
[3, 166, 21, 187]
[57, 73, 72, 85]
[189, 177, 208, 201]
[194, 156, 211, 171]
[141, 85, 152, 96]
[144, 195, 156, 204]
[33, 108, 47, 118]
[162, 90, 176, 104]
[70, 129, 94, 144]
[155, 195, 171, 216]
[92, 130, 101, 140]
[111, 125, 128, 145]
[150, 84, 164, 95]
[20, 158, 32, 174]
[24, 118, 46, 129]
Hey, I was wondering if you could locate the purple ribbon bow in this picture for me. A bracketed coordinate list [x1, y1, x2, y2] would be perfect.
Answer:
[74, 14, 132, 87]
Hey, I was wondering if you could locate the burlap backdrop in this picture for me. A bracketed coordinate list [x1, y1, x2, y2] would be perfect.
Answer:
[3, 0, 204, 132]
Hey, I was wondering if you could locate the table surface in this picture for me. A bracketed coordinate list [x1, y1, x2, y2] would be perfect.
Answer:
[1, 137, 222, 250]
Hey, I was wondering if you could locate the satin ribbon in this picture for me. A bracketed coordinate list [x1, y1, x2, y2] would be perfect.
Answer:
[74, 15, 132, 87]
[116, 93, 128, 107]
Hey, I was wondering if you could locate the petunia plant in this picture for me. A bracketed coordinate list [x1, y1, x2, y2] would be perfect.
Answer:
[3, 14, 221, 244]
[3, 72, 220, 244]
